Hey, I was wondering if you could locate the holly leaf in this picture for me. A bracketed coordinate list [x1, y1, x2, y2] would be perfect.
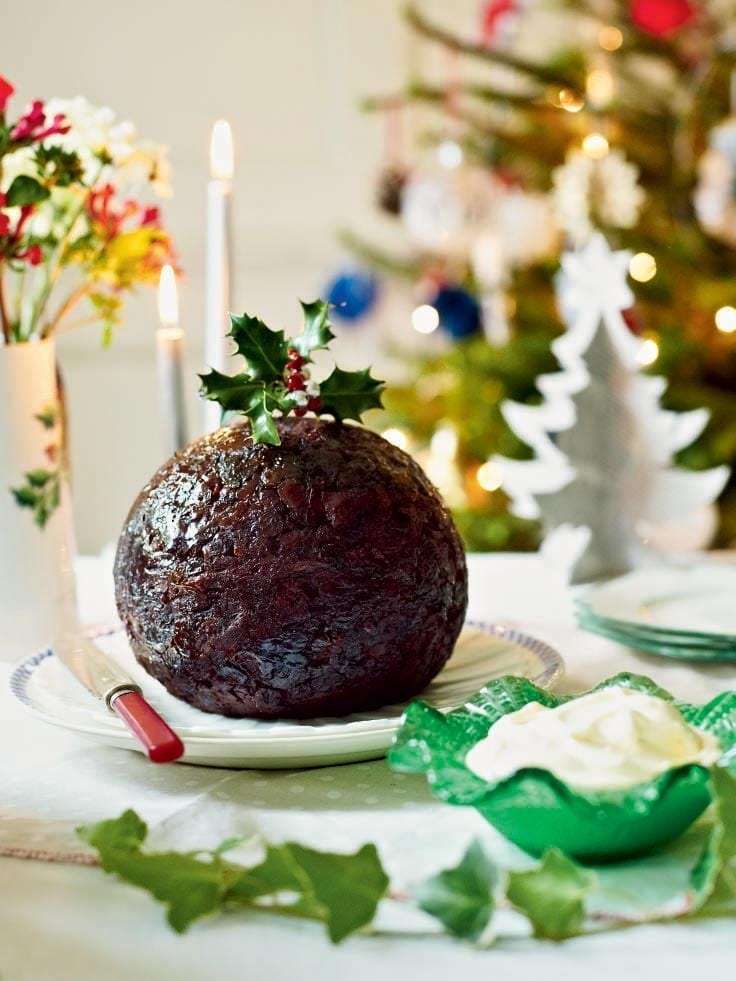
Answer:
[319, 366, 385, 422]
[199, 369, 263, 414]
[6, 174, 50, 207]
[690, 766, 736, 916]
[411, 840, 497, 941]
[292, 299, 335, 358]
[229, 311, 289, 383]
[506, 848, 596, 941]
[244, 387, 280, 446]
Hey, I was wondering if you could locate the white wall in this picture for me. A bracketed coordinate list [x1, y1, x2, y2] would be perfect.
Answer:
[2, 0, 427, 551]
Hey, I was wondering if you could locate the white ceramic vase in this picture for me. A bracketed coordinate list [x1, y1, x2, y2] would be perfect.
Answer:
[0, 339, 75, 663]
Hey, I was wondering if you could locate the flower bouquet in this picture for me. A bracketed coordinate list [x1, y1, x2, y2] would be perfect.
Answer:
[0, 75, 175, 657]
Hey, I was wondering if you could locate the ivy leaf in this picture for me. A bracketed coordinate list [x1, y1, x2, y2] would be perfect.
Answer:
[79, 810, 389, 943]
[285, 842, 389, 943]
[319, 366, 385, 422]
[6, 174, 50, 207]
[506, 848, 596, 941]
[411, 840, 497, 941]
[690, 766, 736, 915]
[292, 299, 335, 358]
[229, 312, 289, 383]
[78, 811, 237, 933]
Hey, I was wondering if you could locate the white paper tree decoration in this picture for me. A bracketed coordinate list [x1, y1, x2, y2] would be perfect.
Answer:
[494, 234, 730, 583]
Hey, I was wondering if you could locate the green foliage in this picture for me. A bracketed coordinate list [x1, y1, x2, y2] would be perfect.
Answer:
[33, 144, 85, 188]
[292, 299, 335, 356]
[200, 300, 385, 444]
[78, 809, 389, 941]
[228, 311, 290, 383]
[79, 776, 736, 945]
[319, 366, 385, 422]
[411, 840, 496, 940]
[6, 174, 50, 207]
[34, 404, 58, 430]
[506, 849, 596, 941]
[11, 467, 60, 528]
[354, 4, 736, 549]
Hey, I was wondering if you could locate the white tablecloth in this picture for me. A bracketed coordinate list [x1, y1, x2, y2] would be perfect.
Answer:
[1, 554, 735, 981]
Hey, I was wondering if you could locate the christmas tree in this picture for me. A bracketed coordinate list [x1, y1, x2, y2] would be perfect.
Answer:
[342, 0, 736, 551]
[495, 234, 728, 581]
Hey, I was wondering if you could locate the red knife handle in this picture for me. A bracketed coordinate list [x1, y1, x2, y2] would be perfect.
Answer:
[111, 691, 185, 763]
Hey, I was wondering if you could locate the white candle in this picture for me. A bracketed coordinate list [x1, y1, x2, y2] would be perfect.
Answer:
[204, 119, 233, 432]
[157, 264, 188, 456]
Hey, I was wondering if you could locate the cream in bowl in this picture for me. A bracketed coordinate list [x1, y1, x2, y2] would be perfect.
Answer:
[465, 686, 722, 792]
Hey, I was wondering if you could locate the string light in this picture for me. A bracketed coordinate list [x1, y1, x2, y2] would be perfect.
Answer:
[582, 133, 609, 159]
[586, 68, 615, 107]
[477, 460, 503, 492]
[555, 88, 584, 113]
[412, 304, 440, 334]
[629, 252, 657, 283]
[637, 338, 659, 366]
[437, 139, 463, 169]
[715, 306, 736, 334]
[598, 26, 623, 51]
[382, 427, 408, 450]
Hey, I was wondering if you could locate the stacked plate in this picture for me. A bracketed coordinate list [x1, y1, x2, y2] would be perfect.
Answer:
[576, 564, 736, 660]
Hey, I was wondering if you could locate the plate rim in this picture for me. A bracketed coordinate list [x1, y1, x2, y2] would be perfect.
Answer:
[9, 620, 564, 750]
[578, 566, 736, 643]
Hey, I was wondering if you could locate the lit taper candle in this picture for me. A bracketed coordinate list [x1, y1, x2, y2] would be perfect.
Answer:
[157, 264, 188, 455]
[204, 119, 233, 432]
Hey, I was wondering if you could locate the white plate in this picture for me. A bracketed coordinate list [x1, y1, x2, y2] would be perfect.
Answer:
[579, 565, 736, 640]
[10, 622, 564, 768]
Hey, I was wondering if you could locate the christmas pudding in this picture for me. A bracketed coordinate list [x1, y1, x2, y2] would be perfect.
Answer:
[114, 301, 468, 718]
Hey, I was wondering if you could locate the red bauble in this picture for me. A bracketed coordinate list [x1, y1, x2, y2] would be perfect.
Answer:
[630, 0, 696, 37]
[480, 0, 516, 44]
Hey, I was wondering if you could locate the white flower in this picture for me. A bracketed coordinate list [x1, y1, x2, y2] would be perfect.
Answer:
[551, 148, 645, 245]
[41, 96, 171, 195]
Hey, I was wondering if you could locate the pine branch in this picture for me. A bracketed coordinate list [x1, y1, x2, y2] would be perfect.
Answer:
[404, 3, 584, 92]
[338, 229, 420, 279]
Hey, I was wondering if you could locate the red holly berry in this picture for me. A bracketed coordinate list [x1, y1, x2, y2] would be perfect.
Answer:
[307, 397, 322, 412]
[293, 407, 308, 417]
[286, 373, 305, 391]
[286, 348, 305, 369]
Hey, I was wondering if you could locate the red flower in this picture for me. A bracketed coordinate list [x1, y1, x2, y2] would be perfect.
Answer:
[140, 206, 160, 227]
[87, 184, 139, 238]
[631, 0, 695, 36]
[15, 244, 43, 266]
[11, 99, 70, 143]
[0, 76, 14, 113]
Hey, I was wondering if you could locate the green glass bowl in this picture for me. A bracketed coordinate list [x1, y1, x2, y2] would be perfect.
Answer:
[388, 673, 736, 862]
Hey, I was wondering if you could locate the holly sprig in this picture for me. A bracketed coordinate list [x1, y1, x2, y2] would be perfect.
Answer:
[199, 299, 384, 445]
[79, 765, 736, 945]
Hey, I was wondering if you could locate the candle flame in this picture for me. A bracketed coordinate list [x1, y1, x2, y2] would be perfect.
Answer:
[210, 119, 234, 180]
[158, 264, 178, 328]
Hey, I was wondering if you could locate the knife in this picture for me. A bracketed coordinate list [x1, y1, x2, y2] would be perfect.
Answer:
[54, 539, 184, 764]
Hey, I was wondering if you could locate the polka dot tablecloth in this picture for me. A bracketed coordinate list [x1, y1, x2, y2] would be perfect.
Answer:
[2, 553, 736, 980]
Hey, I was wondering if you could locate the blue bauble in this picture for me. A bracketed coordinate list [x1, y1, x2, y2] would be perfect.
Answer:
[325, 268, 379, 322]
[432, 285, 481, 339]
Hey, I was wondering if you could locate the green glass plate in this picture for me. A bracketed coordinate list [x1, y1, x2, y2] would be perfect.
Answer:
[574, 600, 736, 650]
[388, 673, 736, 862]
[577, 614, 736, 661]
